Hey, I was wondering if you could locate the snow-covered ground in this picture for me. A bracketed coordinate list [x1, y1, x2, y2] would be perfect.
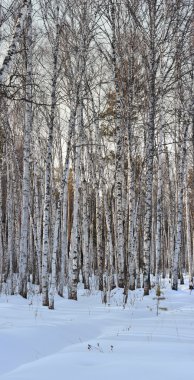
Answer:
[0, 279, 194, 380]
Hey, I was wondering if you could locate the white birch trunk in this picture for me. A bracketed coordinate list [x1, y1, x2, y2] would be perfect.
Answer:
[0, 160, 3, 288]
[185, 183, 193, 285]
[49, 199, 60, 309]
[191, 0, 194, 285]
[90, 92, 105, 290]
[68, 5, 90, 298]
[7, 160, 14, 294]
[0, 0, 3, 283]
[42, 6, 59, 306]
[68, 102, 82, 300]
[58, 173, 68, 296]
[19, 0, 33, 298]
[82, 179, 90, 289]
[165, 148, 175, 278]
[59, 106, 76, 297]
[172, 124, 188, 290]
[155, 13, 166, 284]
[128, 162, 136, 291]
[111, 2, 125, 287]
[96, 190, 103, 291]
[155, 48, 165, 285]
[134, 200, 141, 288]
[68, 150, 80, 300]
[155, 129, 163, 287]
[13, 166, 20, 286]
[0, 0, 28, 84]
[33, 162, 42, 287]
[143, 3, 156, 296]
[104, 193, 114, 292]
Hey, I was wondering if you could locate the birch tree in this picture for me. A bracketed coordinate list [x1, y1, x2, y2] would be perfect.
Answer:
[172, 123, 189, 290]
[42, 2, 60, 306]
[18, 0, 33, 298]
[109, 1, 125, 288]
[0, 0, 28, 84]
[142, 0, 157, 296]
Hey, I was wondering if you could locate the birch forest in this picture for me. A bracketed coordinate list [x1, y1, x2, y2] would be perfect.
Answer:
[0, 0, 194, 308]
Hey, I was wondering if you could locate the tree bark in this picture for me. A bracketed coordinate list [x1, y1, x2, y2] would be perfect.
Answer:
[19, 0, 33, 298]
[143, 1, 156, 296]
[42, 5, 60, 306]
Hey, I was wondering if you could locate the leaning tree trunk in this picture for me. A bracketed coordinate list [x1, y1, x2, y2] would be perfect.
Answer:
[0, 0, 28, 84]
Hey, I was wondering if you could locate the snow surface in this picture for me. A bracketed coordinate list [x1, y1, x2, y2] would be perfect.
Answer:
[0, 280, 194, 380]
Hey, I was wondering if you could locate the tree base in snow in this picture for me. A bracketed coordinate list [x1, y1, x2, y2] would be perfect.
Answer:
[42, 291, 49, 306]
[48, 302, 54, 309]
[144, 279, 150, 296]
[118, 278, 124, 289]
[68, 289, 77, 301]
[129, 283, 136, 291]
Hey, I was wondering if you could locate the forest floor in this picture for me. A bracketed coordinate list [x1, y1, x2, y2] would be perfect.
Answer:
[0, 278, 194, 379]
